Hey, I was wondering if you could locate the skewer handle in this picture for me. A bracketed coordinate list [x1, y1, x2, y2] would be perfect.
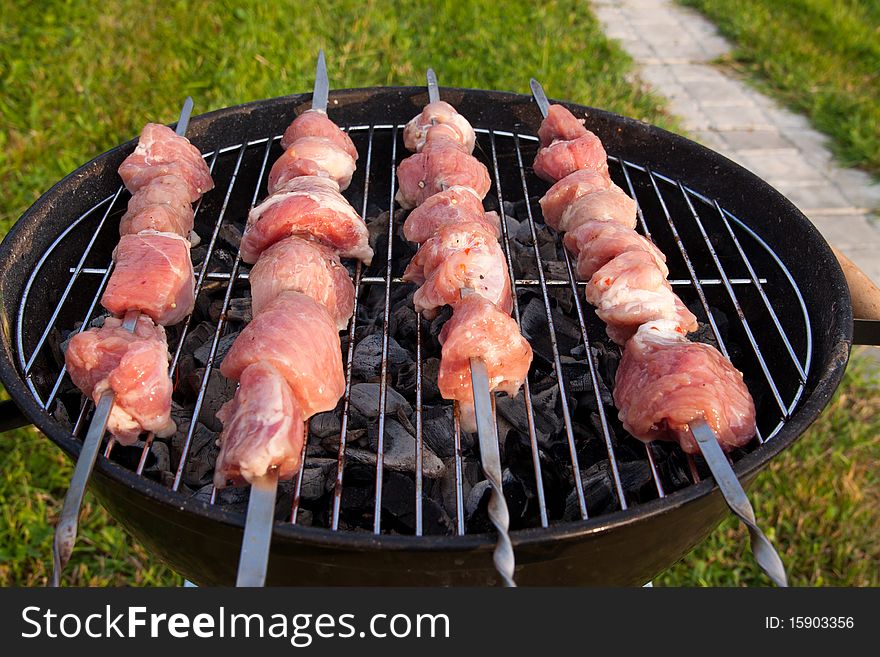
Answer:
[469, 357, 516, 587]
[530, 78, 550, 118]
[459, 287, 517, 586]
[691, 419, 788, 587]
[235, 470, 280, 587]
[51, 309, 140, 586]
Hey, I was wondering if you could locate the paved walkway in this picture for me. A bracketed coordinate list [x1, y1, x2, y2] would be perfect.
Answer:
[593, 0, 880, 284]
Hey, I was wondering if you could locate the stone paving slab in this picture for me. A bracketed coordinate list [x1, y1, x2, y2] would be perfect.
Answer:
[593, 0, 880, 285]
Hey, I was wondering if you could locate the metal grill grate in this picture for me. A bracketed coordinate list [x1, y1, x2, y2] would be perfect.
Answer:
[16, 123, 812, 537]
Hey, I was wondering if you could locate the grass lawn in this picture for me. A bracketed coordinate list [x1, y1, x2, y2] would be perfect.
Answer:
[0, 0, 876, 587]
[680, 0, 880, 176]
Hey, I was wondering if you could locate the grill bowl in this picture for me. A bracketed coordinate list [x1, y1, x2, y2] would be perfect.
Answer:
[0, 88, 852, 585]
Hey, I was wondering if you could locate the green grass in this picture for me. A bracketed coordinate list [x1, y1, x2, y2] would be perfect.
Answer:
[679, 0, 880, 176]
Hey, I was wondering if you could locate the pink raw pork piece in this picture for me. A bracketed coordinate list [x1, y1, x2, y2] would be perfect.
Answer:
[280, 109, 358, 158]
[403, 222, 512, 318]
[118, 123, 214, 202]
[403, 101, 477, 154]
[65, 315, 175, 444]
[240, 176, 372, 265]
[614, 320, 756, 454]
[438, 295, 533, 433]
[556, 184, 637, 233]
[537, 104, 588, 147]
[532, 131, 609, 183]
[101, 231, 195, 326]
[248, 236, 355, 329]
[402, 186, 499, 244]
[564, 220, 666, 280]
[538, 169, 611, 229]
[268, 136, 356, 193]
[585, 251, 697, 345]
[214, 361, 305, 487]
[395, 127, 491, 209]
[119, 175, 195, 237]
[220, 291, 345, 418]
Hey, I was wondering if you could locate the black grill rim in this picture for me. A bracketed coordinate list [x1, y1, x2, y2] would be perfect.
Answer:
[0, 86, 853, 553]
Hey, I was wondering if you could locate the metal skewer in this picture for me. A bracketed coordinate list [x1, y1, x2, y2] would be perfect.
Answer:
[427, 69, 516, 586]
[235, 51, 329, 587]
[690, 420, 788, 586]
[51, 98, 194, 586]
[530, 77, 787, 586]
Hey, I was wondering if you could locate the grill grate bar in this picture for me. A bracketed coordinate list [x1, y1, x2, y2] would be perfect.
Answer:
[488, 130, 549, 527]
[19, 122, 814, 540]
[678, 183, 790, 418]
[713, 200, 808, 383]
[171, 143, 250, 491]
[67, 267, 768, 288]
[513, 134, 591, 519]
[372, 125, 400, 535]
[414, 311, 425, 535]
[641, 166, 766, 444]
[24, 187, 124, 375]
[451, 406, 466, 534]
[330, 126, 375, 531]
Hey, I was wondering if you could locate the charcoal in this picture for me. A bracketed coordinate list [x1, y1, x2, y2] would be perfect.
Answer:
[298, 458, 337, 501]
[531, 384, 564, 437]
[51, 399, 71, 427]
[309, 409, 342, 439]
[190, 244, 209, 269]
[389, 303, 419, 344]
[182, 321, 215, 357]
[349, 382, 412, 420]
[564, 460, 653, 519]
[421, 404, 455, 458]
[146, 440, 171, 474]
[293, 508, 314, 527]
[215, 485, 251, 514]
[209, 248, 236, 274]
[495, 392, 532, 438]
[428, 305, 453, 340]
[193, 330, 240, 367]
[181, 422, 219, 489]
[365, 418, 445, 478]
[109, 441, 148, 470]
[218, 222, 242, 249]
[437, 456, 472, 520]
[352, 334, 411, 381]
[195, 370, 237, 432]
[395, 357, 440, 402]
[380, 472, 453, 535]
[465, 469, 529, 532]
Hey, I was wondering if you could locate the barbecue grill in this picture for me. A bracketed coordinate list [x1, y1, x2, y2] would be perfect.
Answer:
[0, 87, 870, 586]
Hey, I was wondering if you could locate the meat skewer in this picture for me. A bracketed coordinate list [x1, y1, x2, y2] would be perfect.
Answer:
[230, 50, 361, 587]
[52, 98, 199, 587]
[399, 70, 522, 586]
[530, 79, 787, 587]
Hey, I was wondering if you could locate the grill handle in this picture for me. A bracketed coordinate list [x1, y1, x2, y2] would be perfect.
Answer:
[832, 247, 880, 346]
[0, 399, 29, 432]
